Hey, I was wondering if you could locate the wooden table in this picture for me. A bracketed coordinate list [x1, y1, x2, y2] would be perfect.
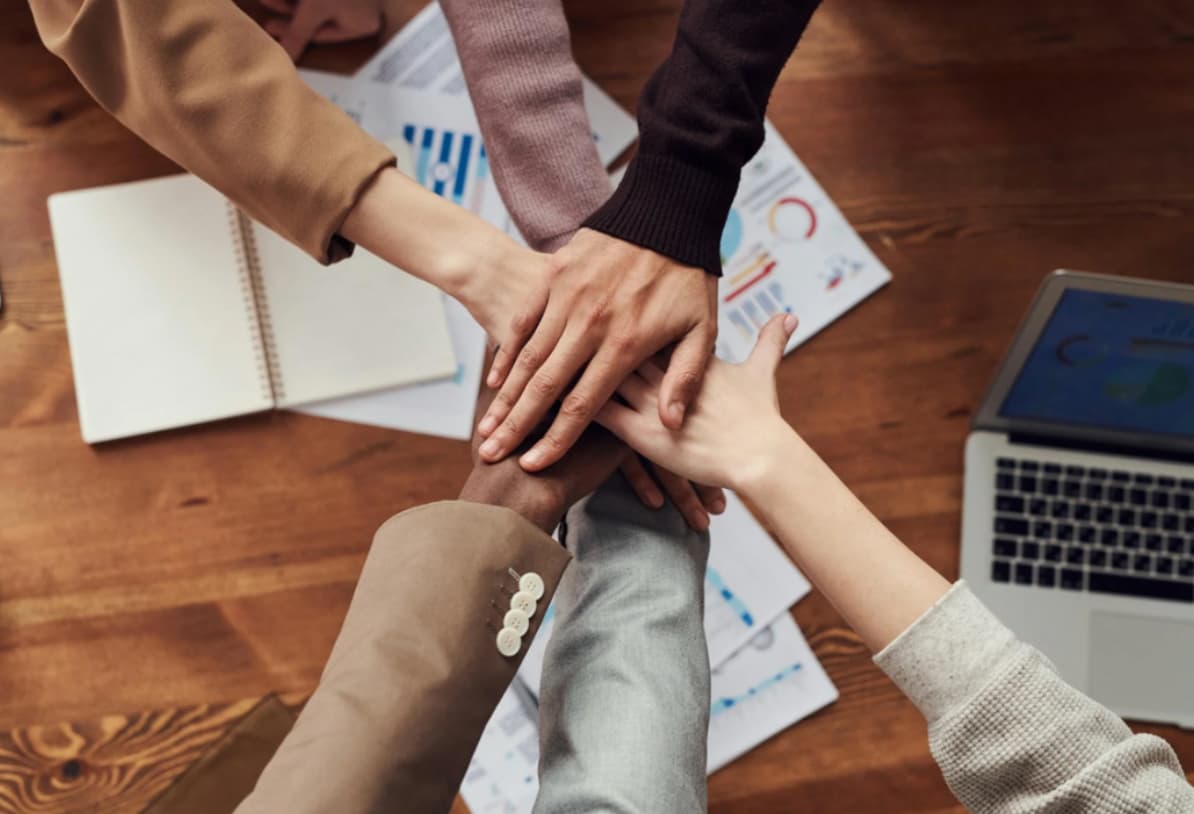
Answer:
[2, 0, 1193, 810]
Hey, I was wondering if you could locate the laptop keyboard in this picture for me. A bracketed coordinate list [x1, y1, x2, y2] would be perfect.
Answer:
[991, 457, 1194, 603]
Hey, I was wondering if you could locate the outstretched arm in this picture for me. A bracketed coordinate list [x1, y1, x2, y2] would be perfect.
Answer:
[597, 315, 1194, 813]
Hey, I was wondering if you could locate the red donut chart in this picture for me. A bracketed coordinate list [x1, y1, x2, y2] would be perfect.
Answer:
[767, 197, 817, 241]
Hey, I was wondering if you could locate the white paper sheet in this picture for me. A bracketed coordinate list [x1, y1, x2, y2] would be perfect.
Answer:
[714, 121, 892, 363]
[352, 2, 637, 166]
[460, 686, 541, 813]
[706, 612, 838, 772]
[517, 491, 810, 698]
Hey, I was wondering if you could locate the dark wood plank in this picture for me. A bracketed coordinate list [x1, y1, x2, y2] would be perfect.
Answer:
[2, 0, 1193, 811]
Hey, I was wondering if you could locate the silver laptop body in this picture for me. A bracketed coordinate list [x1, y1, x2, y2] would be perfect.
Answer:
[960, 270, 1194, 728]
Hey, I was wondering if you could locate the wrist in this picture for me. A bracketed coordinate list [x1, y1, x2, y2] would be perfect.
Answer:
[458, 467, 565, 534]
[731, 426, 817, 501]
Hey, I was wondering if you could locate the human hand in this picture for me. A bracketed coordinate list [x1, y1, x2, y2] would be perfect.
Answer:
[620, 456, 725, 532]
[259, 0, 382, 60]
[596, 314, 798, 493]
[476, 228, 719, 472]
[459, 389, 629, 533]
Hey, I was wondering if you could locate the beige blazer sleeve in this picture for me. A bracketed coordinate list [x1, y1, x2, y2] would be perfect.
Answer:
[28, 0, 395, 263]
[234, 501, 571, 814]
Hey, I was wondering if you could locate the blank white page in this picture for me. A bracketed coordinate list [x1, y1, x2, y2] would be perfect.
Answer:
[49, 176, 271, 443]
[248, 226, 456, 408]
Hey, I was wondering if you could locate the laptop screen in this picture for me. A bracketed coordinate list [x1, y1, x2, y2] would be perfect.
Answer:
[999, 289, 1194, 441]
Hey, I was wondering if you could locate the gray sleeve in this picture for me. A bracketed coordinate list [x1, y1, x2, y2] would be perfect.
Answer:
[875, 582, 1194, 813]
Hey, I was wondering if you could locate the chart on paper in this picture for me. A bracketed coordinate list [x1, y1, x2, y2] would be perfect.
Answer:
[715, 121, 892, 363]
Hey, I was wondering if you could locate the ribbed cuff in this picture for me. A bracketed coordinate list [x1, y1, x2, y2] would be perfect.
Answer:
[874, 581, 1020, 723]
[581, 153, 738, 277]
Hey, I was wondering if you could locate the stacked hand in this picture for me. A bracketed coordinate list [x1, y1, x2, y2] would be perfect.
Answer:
[469, 229, 725, 529]
[595, 313, 799, 493]
[259, 0, 382, 60]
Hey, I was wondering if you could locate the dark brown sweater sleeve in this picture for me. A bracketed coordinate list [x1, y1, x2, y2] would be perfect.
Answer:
[583, 0, 821, 276]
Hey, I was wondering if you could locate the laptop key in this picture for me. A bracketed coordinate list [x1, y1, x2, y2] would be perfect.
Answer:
[1078, 525, 1096, 544]
[1021, 461, 1040, 473]
[1056, 523, 1074, 542]
[1157, 556, 1175, 575]
[1158, 476, 1177, 488]
[1153, 491, 1170, 509]
[1162, 513, 1180, 531]
[1065, 466, 1085, 477]
[1130, 488, 1149, 506]
[1042, 479, 1060, 496]
[996, 473, 1015, 490]
[1074, 503, 1092, 521]
[1029, 498, 1049, 516]
[1117, 508, 1136, 526]
[1089, 549, 1108, 568]
[1175, 493, 1192, 511]
[992, 560, 1011, 583]
[1033, 521, 1052, 538]
[1014, 563, 1034, 584]
[1060, 568, 1084, 590]
[1185, 516, 1194, 533]
[1134, 474, 1155, 486]
[1037, 565, 1057, 587]
[1020, 476, 1039, 494]
[1021, 541, 1041, 560]
[1167, 535, 1186, 554]
[1044, 544, 1063, 563]
[1089, 468, 1108, 480]
[1099, 528, 1119, 546]
[1140, 511, 1158, 529]
[1179, 559, 1194, 578]
[1123, 531, 1142, 549]
[1182, 479, 1194, 490]
[1095, 505, 1114, 523]
[996, 495, 1025, 513]
[1133, 553, 1153, 573]
[1089, 572, 1193, 602]
[995, 516, 1029, 536]
[1107, 485, 1126, 502]
[997, 458, 1015, 469]
[1052, 501, 1071, 519]
[1085, 483, 1104, 501]
[1066, 547, 1085, 565]
[994, 538, 1017, 557]
[1111, 551, 1130, 570]
[1111, 471, 1131, 483]
[1062, 480, 1081, 497]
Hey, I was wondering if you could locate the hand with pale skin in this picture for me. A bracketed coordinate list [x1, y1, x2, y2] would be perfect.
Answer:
[477, 228, 719, 474]
[258, 0, 382, 61]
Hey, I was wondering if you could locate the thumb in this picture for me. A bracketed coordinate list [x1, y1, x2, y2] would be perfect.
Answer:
[746, 313, 797, 374]
[658, 327, 714, 430]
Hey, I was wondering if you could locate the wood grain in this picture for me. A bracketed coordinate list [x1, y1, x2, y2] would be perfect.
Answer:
[2, 0, 1194, 811]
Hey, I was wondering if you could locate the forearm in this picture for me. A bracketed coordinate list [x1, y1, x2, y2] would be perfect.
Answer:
[737, 431, 950, 652]
[340, 167, 518, 307]
[30, 0, 392, 263]
[440, 0, 611, 251]
[584, 0, 820, 275]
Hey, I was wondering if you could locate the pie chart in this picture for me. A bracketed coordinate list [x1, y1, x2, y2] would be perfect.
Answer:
[768, 197, 816, 241]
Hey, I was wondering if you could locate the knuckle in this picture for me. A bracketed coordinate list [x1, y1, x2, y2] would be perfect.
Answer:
[510, 310, 537, 337]
[674, 368, 702, 393]
[560, 392, 594, 420]
[498, 415, 524, 439]
[492, 390, 516, 411]
[528, 373, 558, 399]
[516, 344, 543, 371]
[610, 329, 642, 356]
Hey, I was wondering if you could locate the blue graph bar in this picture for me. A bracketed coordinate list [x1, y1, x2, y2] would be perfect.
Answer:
[710, 663, 802, 718]
[416, 128, 434, 185]
[707, 567, 754, 627]
[433, 131, 455, 196]
[452, 134, 474, 204]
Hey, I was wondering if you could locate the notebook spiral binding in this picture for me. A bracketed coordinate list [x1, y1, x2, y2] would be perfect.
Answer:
[227, 203, 284, 404]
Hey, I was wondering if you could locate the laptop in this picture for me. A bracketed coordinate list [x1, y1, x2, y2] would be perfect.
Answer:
[960, 270, 1194, 728]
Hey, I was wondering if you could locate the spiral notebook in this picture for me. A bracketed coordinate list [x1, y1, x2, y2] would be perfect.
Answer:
[48, 163, 456, 443]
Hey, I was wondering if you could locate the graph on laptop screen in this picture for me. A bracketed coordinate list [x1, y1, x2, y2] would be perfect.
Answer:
[1000, 289, 1194, 439]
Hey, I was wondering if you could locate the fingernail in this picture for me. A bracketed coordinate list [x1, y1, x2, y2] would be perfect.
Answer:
[671, 402, 685, 423]
[648, 492, 664, 509]
[486, 370, 499, 387]
[711, 497, 726, 513]
[479, 415, 496, 435]
[783, 313, 798, 333]
[693, 512, 710, 532]
[479, 438, 500, 459]
[521, 448, 544, 469]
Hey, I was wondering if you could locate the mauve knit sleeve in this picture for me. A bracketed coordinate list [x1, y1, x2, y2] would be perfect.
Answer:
[584, 0, 820, 276]
[439, 0, 613, 252]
